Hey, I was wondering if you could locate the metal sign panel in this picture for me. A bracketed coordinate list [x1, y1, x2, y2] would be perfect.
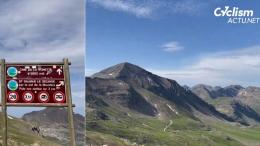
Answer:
[5, 65, 67, 105]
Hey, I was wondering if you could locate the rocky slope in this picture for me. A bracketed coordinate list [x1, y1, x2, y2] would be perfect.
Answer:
[237, 86, 260, 113]
[22, 108, 85, 146]
[0, 113, 60, 146]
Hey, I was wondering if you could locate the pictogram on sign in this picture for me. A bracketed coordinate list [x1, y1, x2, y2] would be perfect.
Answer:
[7, 80, 18, 91]
[22, 91, 34, 103]
[53, 91, 65, 103]
[7, 67, 18, 77]
[38, 92, 50, 103]
[7, 91, 19, 102]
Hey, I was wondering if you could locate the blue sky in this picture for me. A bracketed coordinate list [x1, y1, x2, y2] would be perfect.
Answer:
[0, 0, 85, 117]
[86, 0, 260, 87]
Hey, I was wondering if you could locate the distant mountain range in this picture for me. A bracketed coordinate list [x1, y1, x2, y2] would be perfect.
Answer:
[191, 84, 244, 100]
[86, 62, 260, 146]
[191, 84, 260, 125]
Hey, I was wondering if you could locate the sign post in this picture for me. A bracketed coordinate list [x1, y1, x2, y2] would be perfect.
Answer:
[0, 58, 76, 146]
[64, 58, 76, 146]
[1, 59, 7, 146]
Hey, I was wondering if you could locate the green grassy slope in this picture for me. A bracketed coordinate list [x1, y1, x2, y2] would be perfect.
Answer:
[211, 122, 260, 146]
[86, 105, 260, 146]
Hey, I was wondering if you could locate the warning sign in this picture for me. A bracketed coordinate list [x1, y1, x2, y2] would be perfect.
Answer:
[22, 91, 34, 102]
[7, 92, 19, 102]
[54, 91, 65, 103]
[5, 65, 67, 105]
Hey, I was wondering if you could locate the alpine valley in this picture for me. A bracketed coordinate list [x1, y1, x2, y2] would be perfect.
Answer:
[86, 62, 260, 146]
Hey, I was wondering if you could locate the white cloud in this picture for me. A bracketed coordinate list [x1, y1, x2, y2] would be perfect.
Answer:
[162, 41, 184, 53]
[151, 46, 260, 87]
[88, 0, 213, 18]
[88, 0, 153, 18]
[171, 0, 208, 14]
[0, 0, 85, 116]
[0, 0, 84, 68]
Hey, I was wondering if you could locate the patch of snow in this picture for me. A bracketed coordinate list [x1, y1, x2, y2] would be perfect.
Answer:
[167, 104, 179, 115]
[109, 73, 113, 76]
[242, 91, 247, 95]
[120, 138, 138, 145]
[127, 113, 131, 117]
[8, 116, 13, 119]
[147, 77, 153, 83]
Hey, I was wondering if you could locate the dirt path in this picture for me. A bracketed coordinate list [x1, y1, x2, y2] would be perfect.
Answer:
[163, 120, 173, 132]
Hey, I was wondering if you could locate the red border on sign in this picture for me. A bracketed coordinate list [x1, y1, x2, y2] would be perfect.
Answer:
[7, 91, 19, 103]
[22, 91, 35, 103]
[38, 91, 50, 103]
[53, 91, 66, 103]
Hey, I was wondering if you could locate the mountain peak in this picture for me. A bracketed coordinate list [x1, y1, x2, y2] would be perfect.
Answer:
[225, 85, 244, 90]
[117, 62, 143, 71]
[119, 62, 135, 66]
[192, 84, 213, 91]
[92, 62, 150, 79]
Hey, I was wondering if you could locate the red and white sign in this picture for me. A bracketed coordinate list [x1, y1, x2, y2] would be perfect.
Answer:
[22, 91, 34, 103]
[53, 91, 65, 103]
[38, 92, 50, 103]
[5, 65, 67, 105]
[7, 92, 19, 102]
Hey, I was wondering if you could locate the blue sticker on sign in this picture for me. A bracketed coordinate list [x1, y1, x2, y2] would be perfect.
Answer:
[7, 80, 18, 91]
[7, 67, 18, 77]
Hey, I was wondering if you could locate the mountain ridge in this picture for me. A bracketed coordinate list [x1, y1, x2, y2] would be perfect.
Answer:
[87, 62, 235, 122]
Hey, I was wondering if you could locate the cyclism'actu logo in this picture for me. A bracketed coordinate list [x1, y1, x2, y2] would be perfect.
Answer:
[214, 6, 260, 24]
